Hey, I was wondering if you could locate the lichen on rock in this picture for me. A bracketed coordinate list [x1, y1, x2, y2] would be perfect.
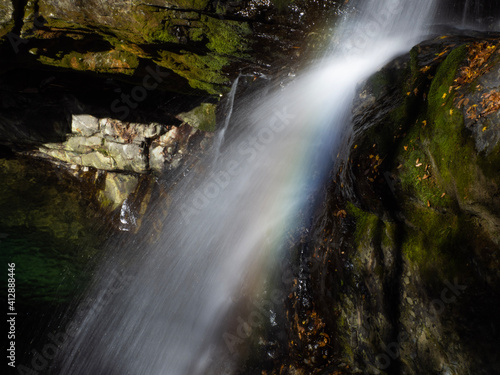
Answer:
[176, 102, 216, 131]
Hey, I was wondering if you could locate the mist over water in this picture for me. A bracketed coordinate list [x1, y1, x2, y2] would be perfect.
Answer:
[57, 1, 441, 374]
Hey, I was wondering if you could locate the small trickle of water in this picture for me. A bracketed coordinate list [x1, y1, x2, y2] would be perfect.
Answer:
[212, 75, 240, 161]
[462, 0, 471, 26]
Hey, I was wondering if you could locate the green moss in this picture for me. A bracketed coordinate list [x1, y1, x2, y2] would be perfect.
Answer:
[391, 44, 474, 207]
[177, 103, 217, 131]
[401, 204, 470, 282]
[42, 17, 90, 32]
[346, 202, 380, 247]
[189, 27, 204, 42]
[146, 27, 178, 44]
[335, 312, 355, 364]
[381, 222, 397, 249]
[424, 45, 476, 200]
[427, 45, 467, 117]
[131, 10, 178, 44]
[396, 123, 453, 208]
[427, 105, 475, 198]
[365, 42, 498, 283]
[156, 50, 229, 94]
[409, 47, 419, 81]
[167, 0, 209, 10]
[202, 15, 251, 56]
[23, 1, 254, 95]
[38, 49, 139, 74]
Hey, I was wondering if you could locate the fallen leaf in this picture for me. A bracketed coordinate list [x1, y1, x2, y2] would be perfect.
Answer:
[416, 163, 423, 167]
[441, 192, 446, 198]
[335, 210, 347, 218]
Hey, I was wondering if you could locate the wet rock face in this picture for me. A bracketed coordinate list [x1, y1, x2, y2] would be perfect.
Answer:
[0, 0, 14, 38]
[244, 32, 500, 375]
[288, 32, 500, 375]
[436, 0, 500, 29]
[0, 0, 341, 95]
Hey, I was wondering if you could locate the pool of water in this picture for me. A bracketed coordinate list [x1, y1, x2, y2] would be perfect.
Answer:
[0, 153, 111, 370]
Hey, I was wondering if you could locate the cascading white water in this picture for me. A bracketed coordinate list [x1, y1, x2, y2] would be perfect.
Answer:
[57, 1, 440, 374]
[462, 0, 471, 25]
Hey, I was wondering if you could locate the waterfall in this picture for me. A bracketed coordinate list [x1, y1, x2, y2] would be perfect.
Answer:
[57, 1, 439, 374]
[462, 0, 471, 25]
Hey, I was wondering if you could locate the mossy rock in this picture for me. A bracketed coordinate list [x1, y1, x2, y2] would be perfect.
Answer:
[156, 50, 229, 94]
[38, 49, 140, 74]
[177, 102, 216, 131]
[315, 34, 500, 375]
[2, 0, 342, 96]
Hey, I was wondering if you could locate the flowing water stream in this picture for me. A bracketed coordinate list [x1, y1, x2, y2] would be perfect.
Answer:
[57, 1, 441, 374]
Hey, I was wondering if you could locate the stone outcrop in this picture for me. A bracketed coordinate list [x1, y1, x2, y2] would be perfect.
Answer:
[37, 110, 211, 174]
[0, 0, 342, 95]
